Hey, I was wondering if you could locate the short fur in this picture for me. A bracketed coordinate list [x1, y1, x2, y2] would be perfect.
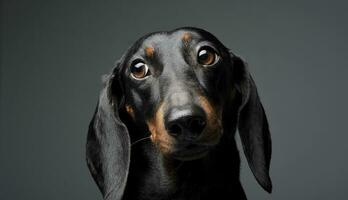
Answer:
[86, 27, 272, 200]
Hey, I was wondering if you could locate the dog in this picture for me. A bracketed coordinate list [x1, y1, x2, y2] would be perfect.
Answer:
[86, 27, 272, 200]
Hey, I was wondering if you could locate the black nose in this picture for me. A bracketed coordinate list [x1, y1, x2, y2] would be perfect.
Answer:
[165, 105, 207, 139]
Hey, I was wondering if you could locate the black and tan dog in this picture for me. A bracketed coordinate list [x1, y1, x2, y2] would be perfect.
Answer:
[86, 27, 272, 200]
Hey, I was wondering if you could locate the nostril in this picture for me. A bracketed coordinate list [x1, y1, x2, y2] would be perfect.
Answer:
[168, 123, 182, 136]
[165, 105, 207, 138]
[188, 117, 206, 135]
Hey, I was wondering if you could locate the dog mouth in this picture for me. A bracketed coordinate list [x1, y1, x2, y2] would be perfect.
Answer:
[171, 144, 211, 161]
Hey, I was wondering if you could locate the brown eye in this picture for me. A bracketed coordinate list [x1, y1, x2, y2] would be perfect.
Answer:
[130, 61, 150, 80]
[197, 47, 219, 66]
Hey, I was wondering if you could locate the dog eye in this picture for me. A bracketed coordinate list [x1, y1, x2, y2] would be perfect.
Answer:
[197, 46, 219, 66]
[130, 61, 150, 80]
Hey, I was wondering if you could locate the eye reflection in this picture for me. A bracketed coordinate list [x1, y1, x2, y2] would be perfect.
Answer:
[197, 46, 219, 66]
[130, 61, 150, 80]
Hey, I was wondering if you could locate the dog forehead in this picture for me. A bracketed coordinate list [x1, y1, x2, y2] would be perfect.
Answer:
[137, 29, 202, 51]
[119, 27, 226, 69]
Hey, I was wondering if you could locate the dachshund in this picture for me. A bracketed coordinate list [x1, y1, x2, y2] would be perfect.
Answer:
[86, 27, 272, 200]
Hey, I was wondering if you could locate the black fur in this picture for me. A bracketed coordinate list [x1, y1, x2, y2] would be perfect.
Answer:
[86, 27, 272, 200]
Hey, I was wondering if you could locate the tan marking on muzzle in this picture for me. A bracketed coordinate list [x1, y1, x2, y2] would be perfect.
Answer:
[197, 96, 222, 144]
[147, 103, 175, 154]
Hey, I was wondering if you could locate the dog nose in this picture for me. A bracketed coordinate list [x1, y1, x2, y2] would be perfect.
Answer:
[165, 105, 207, 139]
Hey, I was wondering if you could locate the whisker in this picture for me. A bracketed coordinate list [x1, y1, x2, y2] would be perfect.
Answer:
[131, 136, 151, 146]
[175, 161, 185, 170]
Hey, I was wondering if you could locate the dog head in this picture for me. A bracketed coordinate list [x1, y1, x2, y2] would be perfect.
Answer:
[86, 27, 272, 200]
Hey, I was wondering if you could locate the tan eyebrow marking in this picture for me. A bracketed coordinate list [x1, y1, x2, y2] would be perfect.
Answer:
[144, 47, 155, 57]
[182, 32, 192, 43]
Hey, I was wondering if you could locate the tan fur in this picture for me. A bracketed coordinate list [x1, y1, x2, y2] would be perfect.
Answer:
[147, 103, 175, 154]
[144, 47, 155, 57]
[182, 32, 191, 43]
[197, 96, 222, 144]
[125, 104, 135, 120]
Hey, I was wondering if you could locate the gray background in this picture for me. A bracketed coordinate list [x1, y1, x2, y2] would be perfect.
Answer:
[1, 0, 347, 199]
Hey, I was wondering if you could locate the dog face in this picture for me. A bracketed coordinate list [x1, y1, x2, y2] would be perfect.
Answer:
[116, 28, 234, 160]
[87, 27, 272, 199]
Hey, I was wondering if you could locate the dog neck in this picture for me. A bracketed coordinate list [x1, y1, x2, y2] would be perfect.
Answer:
[123, 135, 247, 200]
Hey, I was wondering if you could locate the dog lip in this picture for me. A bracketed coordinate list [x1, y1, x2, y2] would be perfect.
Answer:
[171, 144, 210, 161]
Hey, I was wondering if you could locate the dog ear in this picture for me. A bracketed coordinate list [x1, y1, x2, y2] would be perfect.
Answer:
[232, 55, 272, 193]
[86, 65, 130, 200]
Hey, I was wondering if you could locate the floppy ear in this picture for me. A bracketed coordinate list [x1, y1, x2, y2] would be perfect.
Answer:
[86, 69, 130, 200]
[232, 56, 272, 193]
